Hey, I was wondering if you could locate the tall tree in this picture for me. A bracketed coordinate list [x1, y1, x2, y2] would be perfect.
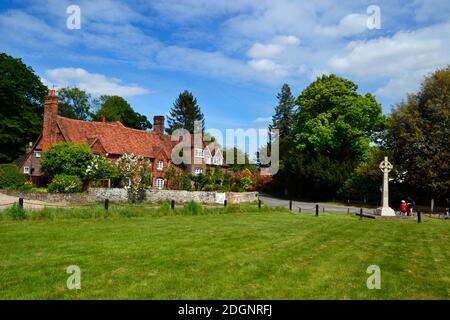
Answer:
[93, 96, 152, 130]
[0, 53, 47, 163]
[266, 84, 296, 195]
[166, 90, 205, 134]
[269, 84, 295, 138]
[388, 66, 450, 200]
[58, 87, 92, 120]
[290, 74, 386, 199]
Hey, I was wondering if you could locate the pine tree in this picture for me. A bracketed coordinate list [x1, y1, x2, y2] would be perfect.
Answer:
[166, 91, 205, 134]
[269, 84, 295, 138]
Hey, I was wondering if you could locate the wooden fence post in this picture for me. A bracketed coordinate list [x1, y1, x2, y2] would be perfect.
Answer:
[104, 199, 109, 211]
[19, 198, 23, 209]
[171, 200, 175, 210]
[315, 204, 319, 217]
[417, 210, 422, 223]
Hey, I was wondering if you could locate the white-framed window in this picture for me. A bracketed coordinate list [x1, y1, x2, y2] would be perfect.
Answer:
[155, 178, 164, 190]
[213, 157, 222, 165]
[205, 156, 212, 164]
[194, 167, 203, 175]
[157, 160, 164, 171]
[23, 166, 30, 174]
[34, 151, 42, 158]
[194, 148, 203, 158]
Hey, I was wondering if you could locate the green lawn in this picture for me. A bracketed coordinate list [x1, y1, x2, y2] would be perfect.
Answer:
[0, 204, 449, 300]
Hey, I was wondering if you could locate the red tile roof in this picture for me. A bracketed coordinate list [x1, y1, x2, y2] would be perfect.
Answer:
[56, 116, 174, 158]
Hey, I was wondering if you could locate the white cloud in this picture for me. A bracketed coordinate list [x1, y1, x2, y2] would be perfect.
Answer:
[44, 68, 149, 97]
[328, 23, 450, 98]
[254, 117, 272, 123]
[247, 35, 300, 59]
[315, 13, 368, 37]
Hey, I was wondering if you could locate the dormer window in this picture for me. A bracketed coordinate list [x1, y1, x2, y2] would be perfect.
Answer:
[34, 151, 42, 158]
[157, 160, 164, 171]
[23, 166, 30, 174]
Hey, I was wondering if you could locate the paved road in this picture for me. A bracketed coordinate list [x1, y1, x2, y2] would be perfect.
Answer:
[259, 194, 377, 215]
[0, 192, 55, 210]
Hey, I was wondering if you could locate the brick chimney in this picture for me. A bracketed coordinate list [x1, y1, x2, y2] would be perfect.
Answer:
[41, 90, 58, 151]
[153, 116, 164, 135]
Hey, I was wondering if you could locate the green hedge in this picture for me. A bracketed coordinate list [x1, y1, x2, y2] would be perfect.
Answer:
[0, 164, 26, 189]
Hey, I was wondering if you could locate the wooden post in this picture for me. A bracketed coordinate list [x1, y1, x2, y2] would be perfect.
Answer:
[19, 198, 23, 209]
[315, 204, 319, 217]
[360, 208, 363, 219]
[258, 199, 262, 209]
[347, 208, 350, 214]
[224, 200, 227, 207]
[171, 200, 175, 210]
[289, 200, 293, 211]
[417, 210, 422, 223]
[322, 207, 325, 213]
[104, 199, 109, 211]
[298, 207, 302, 213]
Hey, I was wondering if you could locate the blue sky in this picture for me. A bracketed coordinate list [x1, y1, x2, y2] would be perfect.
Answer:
[1, 0, 449, 144]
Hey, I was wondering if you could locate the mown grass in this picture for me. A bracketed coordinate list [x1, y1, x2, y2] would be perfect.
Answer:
[0, 203, 449, 300]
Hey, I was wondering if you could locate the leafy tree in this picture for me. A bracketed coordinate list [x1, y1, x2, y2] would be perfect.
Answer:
[167, 90, 205, 134]
[290, 74, 386, 199]
[41, 142, 93, 178]
[58, 87, 92, 120]
[93, 96, 152, 130]
[84, 156, 121, 184]
[387, 66, 450, 200]
[0, 53, 47, 163]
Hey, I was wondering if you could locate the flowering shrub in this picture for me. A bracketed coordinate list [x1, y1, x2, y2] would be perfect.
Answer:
[47, 174, 82, 193]
[85, 156, 121, 184]
[116, 153, 152, 200]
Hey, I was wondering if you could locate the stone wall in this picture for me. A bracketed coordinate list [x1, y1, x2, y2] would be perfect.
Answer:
[0, 189, 258, 204]
[89, 188, 258, 204]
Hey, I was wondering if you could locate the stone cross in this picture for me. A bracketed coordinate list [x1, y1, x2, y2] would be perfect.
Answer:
[378, 156, 395, 216]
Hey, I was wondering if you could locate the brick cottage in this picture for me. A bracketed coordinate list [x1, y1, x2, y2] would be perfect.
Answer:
[16, 90, 225, 189]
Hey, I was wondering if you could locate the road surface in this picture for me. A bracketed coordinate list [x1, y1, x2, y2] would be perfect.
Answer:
[259, 194, 377, 215]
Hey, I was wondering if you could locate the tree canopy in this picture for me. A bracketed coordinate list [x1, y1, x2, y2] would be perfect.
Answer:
[388, 66, 450, 199]
[58, 87, 92, 120]
[286, 75, 386, 199]
[0, 53, 47, 163]
[167, 90, 205, 134]
[93, 96, 152, 130]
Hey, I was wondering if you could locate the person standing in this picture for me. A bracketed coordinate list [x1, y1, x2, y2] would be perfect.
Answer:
[407, 196, 415, 216]
[400, 200, 407, 216]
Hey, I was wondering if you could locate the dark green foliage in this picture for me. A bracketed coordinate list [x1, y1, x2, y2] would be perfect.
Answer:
[41, 142, 93, 178]
[387, 66, 450, 200]
[93, 96, 152, 130]
[0, 164, 26, 189]
[0, 53, 47, 163]
[58, 87, 92, 120]
[47, 174, 82, 193]
[167, 90, 205, 134]
[164, 166, 192, 190]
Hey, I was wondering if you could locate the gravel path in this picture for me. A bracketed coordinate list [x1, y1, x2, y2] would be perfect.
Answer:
[0, 192, 57, 210]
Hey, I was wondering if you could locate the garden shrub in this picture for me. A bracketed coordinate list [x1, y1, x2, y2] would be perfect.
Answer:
[41, 142, 93, 178]
[0, 164, 26, 189]
[47, 174, 82, 193]
[5, 204, 27, 220]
